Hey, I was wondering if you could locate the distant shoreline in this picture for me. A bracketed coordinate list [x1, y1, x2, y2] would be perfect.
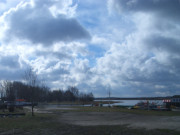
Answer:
[41, 101, 122, 105]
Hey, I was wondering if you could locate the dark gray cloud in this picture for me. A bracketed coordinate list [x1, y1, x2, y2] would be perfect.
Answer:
[0, 55, 20, 69]
[46, 69, 70, 82]
[144, 35, 180, 54]
[0, 54, 26, 81]
[5, 0, 90, 45]
[113, 0, 180, 20]
[39, 66, 70, 82]
[0, 69, 23, 80]
[36, 51, 72, 60]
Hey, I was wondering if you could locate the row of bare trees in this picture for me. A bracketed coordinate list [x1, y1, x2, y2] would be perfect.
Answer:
[0, 81, 94, 103]
[0, 68, 94, 103]
[47, 87, 94, 102]
[0, 80, 94, 115]
[0, 68, 94, 115]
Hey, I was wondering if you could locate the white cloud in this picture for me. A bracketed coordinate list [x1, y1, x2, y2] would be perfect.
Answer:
[87, 0, 180, 96]
[49, 0, 77, 18]
[0, 0, 180, 97]
[0, 0, 90, 46]
[155, 85, 166, 89]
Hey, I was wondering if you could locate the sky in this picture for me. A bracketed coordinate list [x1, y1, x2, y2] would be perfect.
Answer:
[0, 0, 180, 97]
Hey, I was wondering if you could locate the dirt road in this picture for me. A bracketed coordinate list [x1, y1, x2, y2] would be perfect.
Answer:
[30, 105, 180, 131]
[60, 112, 180, 131]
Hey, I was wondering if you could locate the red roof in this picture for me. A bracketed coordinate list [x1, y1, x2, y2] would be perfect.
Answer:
[16, 99, 26, 102]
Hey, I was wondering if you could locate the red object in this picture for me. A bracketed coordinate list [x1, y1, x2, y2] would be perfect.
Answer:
[163, 99, 171, 103]
[16, 99, 26, 102]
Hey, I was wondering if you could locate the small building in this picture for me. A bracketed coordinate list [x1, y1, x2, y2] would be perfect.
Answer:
[171, 95, 180, 107]
[171, 95, 180, 102]
[163, 95, 180, 108]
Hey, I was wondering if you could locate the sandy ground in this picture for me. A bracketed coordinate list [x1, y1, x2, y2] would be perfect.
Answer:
[60, 112, 180, 131]
[25, 106, 180, 131]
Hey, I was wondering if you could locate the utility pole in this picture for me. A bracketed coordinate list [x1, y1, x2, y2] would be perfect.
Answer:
[107, 85, 111, 107]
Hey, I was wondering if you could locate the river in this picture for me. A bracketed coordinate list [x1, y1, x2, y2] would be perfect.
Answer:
[95, 100, 164, 106]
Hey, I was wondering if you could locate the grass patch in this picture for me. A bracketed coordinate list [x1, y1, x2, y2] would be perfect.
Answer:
[0, 113, 55, 129]
[0, 107, 25, 114]
[0, 111, 179, 135]
[68, 106, 180, 116]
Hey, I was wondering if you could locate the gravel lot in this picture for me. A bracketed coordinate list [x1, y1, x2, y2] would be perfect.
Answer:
[60, 112, 180, 131]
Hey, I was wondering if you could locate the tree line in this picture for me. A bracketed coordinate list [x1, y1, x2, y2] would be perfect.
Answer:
[0, 80, 94, 103]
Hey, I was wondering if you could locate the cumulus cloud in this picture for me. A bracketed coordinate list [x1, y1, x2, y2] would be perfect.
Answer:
[0, 55, 20, 69]
[24, 41, 90, 89]
[109, 0, 180, 19]
[0, 0, 21, 15]
[1, 0, 90, 46]
[0, 0, 180, 97]
[0, 53, 28, 80]
[91, 0, 180, 96]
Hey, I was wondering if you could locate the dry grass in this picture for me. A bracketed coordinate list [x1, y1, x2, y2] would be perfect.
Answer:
[0, 106, 179, 135]
[60, 106, 180, 116]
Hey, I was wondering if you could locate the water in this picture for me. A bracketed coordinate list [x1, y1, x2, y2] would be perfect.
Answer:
[114, 100, 139, 106]
[95, 100, 164, 106]
[38, 100, 164, 108]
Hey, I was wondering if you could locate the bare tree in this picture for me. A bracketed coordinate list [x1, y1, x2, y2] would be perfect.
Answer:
[0, 80, 16, 101]
[24, 67, 38, 116]
[0, 81, 5, 99]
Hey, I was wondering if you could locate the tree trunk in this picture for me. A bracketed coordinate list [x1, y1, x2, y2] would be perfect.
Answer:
[31, 103, 34, 116]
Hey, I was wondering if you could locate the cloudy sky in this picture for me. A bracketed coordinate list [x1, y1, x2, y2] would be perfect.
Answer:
[0, 0, 180, 97]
